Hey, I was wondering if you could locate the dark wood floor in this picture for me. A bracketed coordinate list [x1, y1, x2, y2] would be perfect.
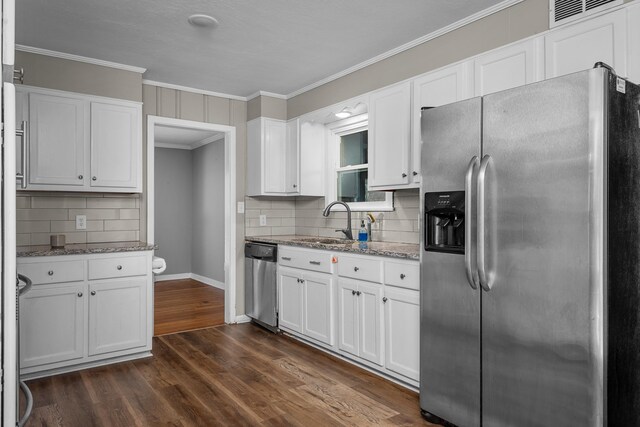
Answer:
[154, 279, 225, 336]
[23, 323, 433, 426]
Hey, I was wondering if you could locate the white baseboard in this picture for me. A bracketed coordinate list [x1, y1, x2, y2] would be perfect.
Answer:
[235, 315, 251, 323]
[155, 272, 225, 290]
[191, 273, 225, 290]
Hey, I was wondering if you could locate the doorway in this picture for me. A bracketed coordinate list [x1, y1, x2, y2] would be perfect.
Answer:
[146, 117, 236, 334]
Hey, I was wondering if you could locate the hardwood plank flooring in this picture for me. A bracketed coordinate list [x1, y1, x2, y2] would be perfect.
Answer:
[23, 323, 434, 426]
[154, 279, 224, 336]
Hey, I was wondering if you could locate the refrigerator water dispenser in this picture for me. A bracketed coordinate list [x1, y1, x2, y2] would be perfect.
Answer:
[424, 191, 465, 254]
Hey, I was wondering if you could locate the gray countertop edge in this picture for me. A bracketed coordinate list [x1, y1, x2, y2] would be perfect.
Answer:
[245, 236, 419, 260]
[17, 241, 157, 258]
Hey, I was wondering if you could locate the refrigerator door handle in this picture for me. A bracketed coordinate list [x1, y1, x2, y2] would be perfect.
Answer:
[477, 154, 493, 291]
[464, 156, 480, 290]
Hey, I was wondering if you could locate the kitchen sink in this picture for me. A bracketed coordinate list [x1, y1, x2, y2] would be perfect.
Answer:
[292, 237, 353, 245]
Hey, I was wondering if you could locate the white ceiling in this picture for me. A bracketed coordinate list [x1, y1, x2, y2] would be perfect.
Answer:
[155, 124, 223, 150]
[16, 0, 506, 98]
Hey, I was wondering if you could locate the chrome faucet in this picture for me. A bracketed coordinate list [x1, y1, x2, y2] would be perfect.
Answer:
[322, 201, 353, 240]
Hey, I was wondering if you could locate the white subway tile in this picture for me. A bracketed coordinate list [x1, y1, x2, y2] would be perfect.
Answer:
[31, 196, 86, 209]
[104, 220, 140, 231]
[51, 220, 103, 232]
[17, 209, 68, 221]
[68, 209, 119, 220]
[119, 209, 140, 220]
[87, 230, 138, 243]
[17, 221, 50, 233]
[271, 226, 295, 235]
[16, 234, 30, 246]
[87, 197, 136, 209]
[16, 196, 30, 209]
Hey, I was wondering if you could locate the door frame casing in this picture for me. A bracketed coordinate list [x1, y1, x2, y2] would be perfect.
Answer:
[146, 115, 237, 324]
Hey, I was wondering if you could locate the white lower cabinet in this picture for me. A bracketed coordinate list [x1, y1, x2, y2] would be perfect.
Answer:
[20, 282, 86, 368]
[18, 251, 153, 376]
[88, 278, 147, 356]
[384, 286, 420, 381]
[278, 266, 334, 346]
[337, 279, 383, 366]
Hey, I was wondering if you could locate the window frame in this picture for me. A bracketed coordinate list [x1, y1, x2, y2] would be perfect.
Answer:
[326, 113, 394, 212]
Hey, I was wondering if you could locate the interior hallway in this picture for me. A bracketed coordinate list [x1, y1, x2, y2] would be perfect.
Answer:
[154, 279, 225, 336]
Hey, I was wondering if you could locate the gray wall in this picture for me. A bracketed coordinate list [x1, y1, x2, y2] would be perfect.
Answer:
[154, 148, 193, 275]
[191, 142, 225, 282]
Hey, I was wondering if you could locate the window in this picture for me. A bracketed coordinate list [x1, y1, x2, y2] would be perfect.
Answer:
[327, 114, 393, 211]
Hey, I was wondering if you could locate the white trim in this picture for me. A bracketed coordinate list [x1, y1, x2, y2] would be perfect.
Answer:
[285, 0, 525, 99]
[17, 84, 143, 105]
[191, 273, 225, 290]
[16, 44, 147, 73]
[155, 273, 225, 290]
[142, 79, 247, 102]
[147, 115, 237, 324]
[246, 90, 288, 101]
[235, 315, 252, 324]
[154, 133, 225, 151]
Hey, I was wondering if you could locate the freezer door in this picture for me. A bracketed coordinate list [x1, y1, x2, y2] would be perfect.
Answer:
[480, 70, 604, 426]
[420, 98, 481, 427]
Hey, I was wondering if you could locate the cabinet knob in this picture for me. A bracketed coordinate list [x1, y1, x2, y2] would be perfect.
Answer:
[293, 184, 297, 188]
[383, 297, 388, 303]
[91, 291, 96, 296]
[117, 265, 123, 270]
[300, 279, 304, 283]
[400, 274, 406, 279]
[92, 176, 97, 181]
[402, 173, 407, 178]
[352, 290, 356, 295]
[48, 270, 54, 276]
[354, 267, 359, 272]
[297, 278, 301, 283]
[77, 292, 83, 297]
[412, 171, 418, 176]
[78, 175, 83, 180]
[356, 291, 361, 296]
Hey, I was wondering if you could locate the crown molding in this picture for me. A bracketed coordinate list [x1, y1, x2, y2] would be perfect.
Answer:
[142, 79, 247, 102]
[246, 90, 288, 101]
[15, 44, 147, 73]
[285, 0, 524, 99]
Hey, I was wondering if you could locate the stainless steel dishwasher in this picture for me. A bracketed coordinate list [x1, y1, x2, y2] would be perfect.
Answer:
[244, 242, 278, 332]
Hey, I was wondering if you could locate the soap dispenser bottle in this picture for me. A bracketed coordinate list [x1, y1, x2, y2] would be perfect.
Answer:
[358, 220, 368, 242]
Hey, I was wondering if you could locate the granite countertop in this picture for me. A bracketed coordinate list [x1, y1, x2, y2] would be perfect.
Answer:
[17, 241, 156, 257]
[246, 235, 419, 260]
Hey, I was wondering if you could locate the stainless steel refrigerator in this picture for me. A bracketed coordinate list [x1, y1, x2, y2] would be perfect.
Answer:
[420, 65, 640, 427]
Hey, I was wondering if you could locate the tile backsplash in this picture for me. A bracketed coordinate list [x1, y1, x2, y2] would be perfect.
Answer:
[17, 193, 141, 246]
[245, 190, 420, 244]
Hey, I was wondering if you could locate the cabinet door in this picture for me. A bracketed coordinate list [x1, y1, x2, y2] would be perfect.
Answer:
[302, 272, 333, 345]
[412, 62, 472, 185]
[545, 9, 626, 79]
[278, 268, 303, 333]
[286, 118, 300, 194]
[299, 121, 325, 196]
[263, 118, 288, 193]
[358, 281, 383, 366]
[474, 39, 542, 96]
[29, 93, 87, 186]
[369, 82, 411, 189]
[384, 287, 420, 380]
[20, 283, 86, 368]
[90, 102, 140, 190]
[88, 278, 147, 356]
[337, 279, 359, 357]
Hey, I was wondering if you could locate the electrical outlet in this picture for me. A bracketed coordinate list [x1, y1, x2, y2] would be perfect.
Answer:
[75, 215, 87, 230]
[259, 214, 267, 226]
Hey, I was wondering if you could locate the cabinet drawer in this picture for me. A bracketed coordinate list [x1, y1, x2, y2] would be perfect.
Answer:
[88, 256, 147, 280]
[384, 260, 419, 290]
[338, 255, 382, 283]
[18, 260, 84, 285]
[278, 246, 332, 273]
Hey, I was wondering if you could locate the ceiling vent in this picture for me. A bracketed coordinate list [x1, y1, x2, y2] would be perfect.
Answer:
[550, 0, 622, 27]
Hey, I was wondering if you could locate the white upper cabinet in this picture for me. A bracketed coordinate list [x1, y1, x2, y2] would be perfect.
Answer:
[16, 86, 142, 193]
[545, 9, 627, 79]
[627, 3, 640, 84]
[247, 117, 299, 196]
[298, 120, 326, 197]
[90, 102, 141, 190]
[474, 38, 543, 96]
[28, 92, 88, 187]
[412, 62, 472, 184]
[368, 81, 412, 189]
